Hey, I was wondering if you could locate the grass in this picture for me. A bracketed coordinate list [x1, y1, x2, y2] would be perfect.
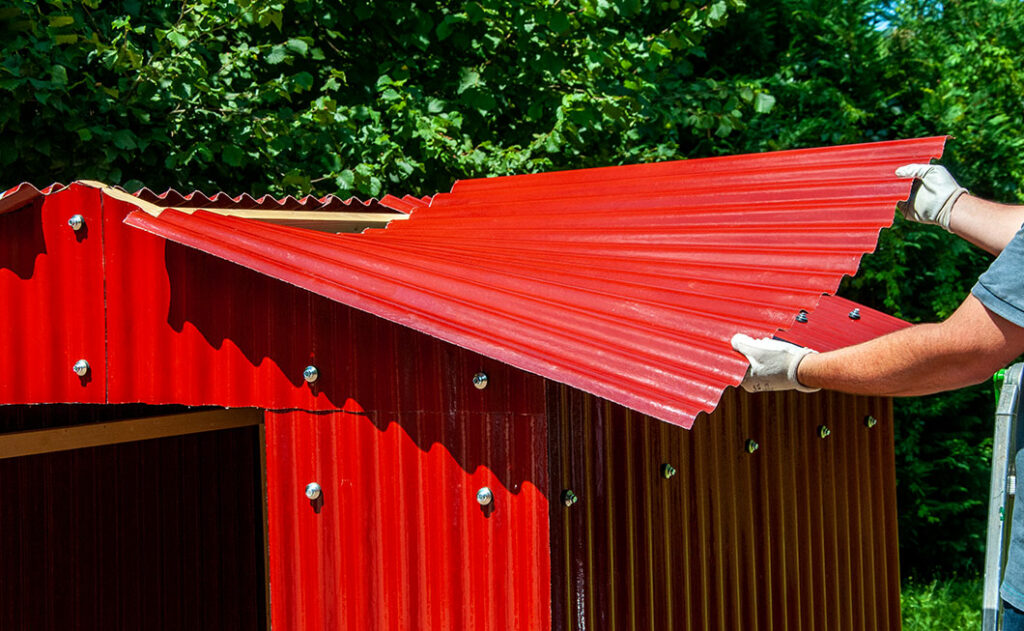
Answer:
[901, 576, 982, 630]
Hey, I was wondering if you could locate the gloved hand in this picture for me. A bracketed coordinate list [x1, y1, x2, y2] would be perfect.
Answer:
[730, 334, 820, 393]
[895, 163, 968, 231]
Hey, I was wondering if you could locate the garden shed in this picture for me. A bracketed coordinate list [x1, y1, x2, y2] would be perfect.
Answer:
[0, 137, 943, 630]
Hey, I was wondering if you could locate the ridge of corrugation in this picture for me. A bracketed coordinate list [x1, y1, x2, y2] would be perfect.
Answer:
[122, 137, 946, 428]
[0, 182, 65, 214]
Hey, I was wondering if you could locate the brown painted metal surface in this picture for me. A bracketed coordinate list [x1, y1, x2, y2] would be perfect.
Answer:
[0, 405, 266, 631]
[548, 384, 900, 630]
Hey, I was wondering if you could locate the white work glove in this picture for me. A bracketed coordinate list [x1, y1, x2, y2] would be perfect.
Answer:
[895, 163, 968, 232]
[730, 334, 820, 393]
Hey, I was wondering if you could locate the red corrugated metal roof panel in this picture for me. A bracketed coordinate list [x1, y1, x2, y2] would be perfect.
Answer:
[123, 137, 946, 428]
[0, 182, 64, 214]
[778, 294, 910, 352]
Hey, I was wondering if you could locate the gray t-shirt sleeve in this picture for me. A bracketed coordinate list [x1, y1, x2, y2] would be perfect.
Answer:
[973, 224, 1024, 328]
[982, 224, 1024, 609]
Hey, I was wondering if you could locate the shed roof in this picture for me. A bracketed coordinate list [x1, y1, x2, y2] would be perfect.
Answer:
[0, 138, 940, 426]
[106, 137, 943, 427]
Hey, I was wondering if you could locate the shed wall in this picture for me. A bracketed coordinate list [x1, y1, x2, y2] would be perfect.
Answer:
[548, 385, 900, 631]
[263, 342, 552, 631]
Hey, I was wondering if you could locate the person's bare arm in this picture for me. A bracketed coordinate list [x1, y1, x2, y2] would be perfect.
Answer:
[897, 163, 1024, 255]
[950, 195, 1024, 255]
[796, 294, 1024, 396]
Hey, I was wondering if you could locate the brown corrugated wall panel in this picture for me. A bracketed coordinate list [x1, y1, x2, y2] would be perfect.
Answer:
[0, 406, 266, 631]
[548, 385, 900, 630]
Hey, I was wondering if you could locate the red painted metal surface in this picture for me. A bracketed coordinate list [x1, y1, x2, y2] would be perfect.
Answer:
[124, 137, 947, 428]
[0, 182, 64, 215]
[548, 384, 901, 630]
[778, 294, 910, 352]
[264, 343, 551, 631]
[0, 177, 913, 630]
[0, 184, 106, 404]
[1, 187, 554, 631]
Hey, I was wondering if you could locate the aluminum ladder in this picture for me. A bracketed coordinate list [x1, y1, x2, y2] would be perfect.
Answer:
[984, 363, 1024, 630]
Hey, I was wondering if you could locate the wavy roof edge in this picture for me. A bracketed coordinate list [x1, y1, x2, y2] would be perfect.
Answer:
[0, 181, 426, 215]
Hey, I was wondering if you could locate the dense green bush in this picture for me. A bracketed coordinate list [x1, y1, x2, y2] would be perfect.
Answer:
[4, 0, 1024, 578]
[902, 575, 983, 630]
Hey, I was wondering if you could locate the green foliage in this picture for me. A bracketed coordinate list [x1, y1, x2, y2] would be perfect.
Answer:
[901, 575, 982, 630]
[4, 0, 1024, 579]
[0, 0, 763, 196]
[699, 0, 1024, 577]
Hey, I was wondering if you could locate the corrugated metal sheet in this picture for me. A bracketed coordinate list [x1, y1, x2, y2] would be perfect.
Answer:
[0, 406, 266, 630]
[0, 184, 107, 404]
[263, 341, 551, 631]
[0, 182, 64, 214]
[778, 294, 910, 352]
[123, 137, 947, 428]
[548, 384, 901, 630]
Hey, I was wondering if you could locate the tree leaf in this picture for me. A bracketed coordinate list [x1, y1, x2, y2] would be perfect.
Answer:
[166, 30, 188, 49]
[286, 38, 308, 55]
[754, 92, 775, 113]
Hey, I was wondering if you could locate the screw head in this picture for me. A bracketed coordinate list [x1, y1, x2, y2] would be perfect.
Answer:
[745, 439, 759, 454]
[865, 415, 878, 428]
[472, 372, 488, 390]
[305, 482, 321, 501]
[848, 308, 861, 320]
[661, 463, 677, 479]
[560, 489, 579, 507]
[68, 214, 84, 231]
[303, 365, 319, 384]
[72, 359, 89, 377]
[795, 310, 809, 323]
[818, 424, 831, 439]
[476, 487, 493, 506]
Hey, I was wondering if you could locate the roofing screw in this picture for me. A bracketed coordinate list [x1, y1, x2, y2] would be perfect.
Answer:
[72, 359, 89, 377]
[68, 214, 84, 231]
[560, 489, 579, 507]
[795, 310, 809, 323]
[661, 463, 677, 479]
[472, 372, 488, 390]
[818, 424, 831, 439]
[304, 482, 321, 501]
[303, 365, 319, 384]
[865, 415, 878, 428]
[476, 487, 493, 506]
[849, 308, 861, 320]
[745, 439, 759, 454]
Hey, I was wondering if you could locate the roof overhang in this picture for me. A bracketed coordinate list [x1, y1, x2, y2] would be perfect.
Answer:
[114, 137, 945, 428]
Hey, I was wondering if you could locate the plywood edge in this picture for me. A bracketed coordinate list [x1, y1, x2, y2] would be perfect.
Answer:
[87, 182, 408, 232]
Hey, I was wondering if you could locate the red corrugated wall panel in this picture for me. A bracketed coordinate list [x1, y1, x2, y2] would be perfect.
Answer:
[264, 340, 551, 631]
[124, 137, 947, 428]
[0, 184, 106, 403]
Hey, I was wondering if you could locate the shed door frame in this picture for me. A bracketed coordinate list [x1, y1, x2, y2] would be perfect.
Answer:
[0, 406, 270, 630]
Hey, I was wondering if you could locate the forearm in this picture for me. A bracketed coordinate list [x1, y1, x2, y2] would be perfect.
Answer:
[950, 195, 1024, 255]
[797, 294, 1024, 396]
[796, 324, 990, 396]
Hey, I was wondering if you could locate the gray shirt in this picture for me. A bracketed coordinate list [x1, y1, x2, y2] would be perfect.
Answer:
[973, 223, 1024, 609]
